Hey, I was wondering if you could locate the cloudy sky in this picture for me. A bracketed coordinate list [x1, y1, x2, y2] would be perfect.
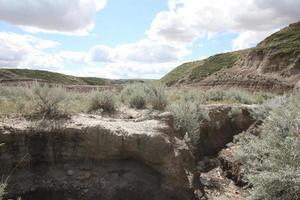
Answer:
[0, 0, 299, 79]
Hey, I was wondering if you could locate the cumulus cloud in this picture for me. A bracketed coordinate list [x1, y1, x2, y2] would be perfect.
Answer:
[78, 61, 181, 79]
[0, 32, 60, 68]
[232, 30, 275, 50]
[1, 0, 300, 79]
[90, 39, 189, 64]
[0, 0, 106, 35]
[148, 0, 300, 48]
[0, 31, 183, 79]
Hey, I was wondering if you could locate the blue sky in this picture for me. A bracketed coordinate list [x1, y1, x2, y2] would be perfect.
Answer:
[0, 0, 299, 79]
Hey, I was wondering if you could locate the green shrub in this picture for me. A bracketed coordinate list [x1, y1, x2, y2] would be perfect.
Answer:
[129, 95, 146, 109]
[235, 95, 300, 200]
[26, 84, 68, 119]
[0, 86, 30, 114]
[167, 95, 209, 144]
[88, 90, 116, 114]
[250, 94, 290, 121]
[120, 84, 147, 109]
[145, 84, 168, 111]
[0, 85, 88, 117]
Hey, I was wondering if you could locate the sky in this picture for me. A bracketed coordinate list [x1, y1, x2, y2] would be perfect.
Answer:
[0, 0, 299, 79]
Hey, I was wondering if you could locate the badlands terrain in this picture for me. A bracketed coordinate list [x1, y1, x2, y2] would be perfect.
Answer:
[0, 21, 299, 200]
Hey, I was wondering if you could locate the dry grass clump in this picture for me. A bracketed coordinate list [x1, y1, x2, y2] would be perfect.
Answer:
[234, 95, 300, 200]
[88, 90, 117, 114]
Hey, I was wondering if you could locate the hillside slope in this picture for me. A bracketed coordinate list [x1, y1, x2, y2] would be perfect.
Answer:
[0, 68, 147, 85]
[0, 69, 112, 85]
[162, 21, 300, 92]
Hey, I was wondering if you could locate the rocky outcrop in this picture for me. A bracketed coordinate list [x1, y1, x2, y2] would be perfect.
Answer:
[193, 105, 256, 159]
[218, 120, 262, 187]
[0, 114, 200, 200]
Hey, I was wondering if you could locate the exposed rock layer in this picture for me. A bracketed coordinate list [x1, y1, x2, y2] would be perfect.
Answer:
[0, 114, 198, 200]
[193, 105, 255, 159]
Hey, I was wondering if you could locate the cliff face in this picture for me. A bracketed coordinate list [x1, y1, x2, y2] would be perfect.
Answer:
[0, 114, 199, 200]
[0, 105, 258, 199]
[162, 21, 300, 92]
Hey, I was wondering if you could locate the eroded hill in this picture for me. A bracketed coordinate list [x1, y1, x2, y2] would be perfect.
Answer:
[162, 21, 300, 92]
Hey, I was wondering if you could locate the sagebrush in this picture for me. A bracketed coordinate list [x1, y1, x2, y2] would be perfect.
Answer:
[88, 90, 117, 114]
[235, 95, 300, 200]
[167, 93, 210, 144]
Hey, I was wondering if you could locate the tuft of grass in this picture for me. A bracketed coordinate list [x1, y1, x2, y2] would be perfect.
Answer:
[88, 90, 117, 114]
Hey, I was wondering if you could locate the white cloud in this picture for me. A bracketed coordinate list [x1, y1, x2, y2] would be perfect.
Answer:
[90, 39, 189, 64]
[0, 32, 60, 68]
[232, 30, 275, 50]
[78, 62, 181, 79]
[148, 0, 300, 48]
[0, 0, 106, 35]
[1, 0, 300, 79]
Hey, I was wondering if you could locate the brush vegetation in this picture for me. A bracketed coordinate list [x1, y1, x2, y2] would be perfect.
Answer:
[88, 90, 117, 114]
[0, 84, 274, 117]
[234, 95, 300, 200]
[0, 83, 297, 200]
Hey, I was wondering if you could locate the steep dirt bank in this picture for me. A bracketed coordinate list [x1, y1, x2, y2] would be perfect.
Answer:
[0, 114, 200, 200]
[0, 105, 257, 200]
[192, 104, 255, 159]
[193, 105, 257, 200]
